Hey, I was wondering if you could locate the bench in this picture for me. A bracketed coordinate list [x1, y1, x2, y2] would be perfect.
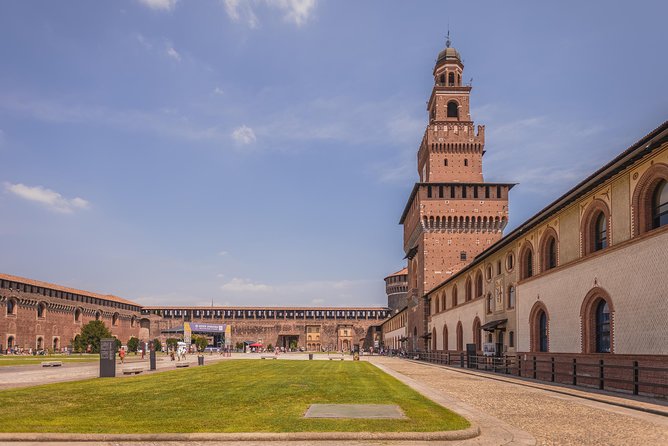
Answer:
[41, 361, 63, 367]
[261, 356, 277, 360]
[329, 357, 345, 361]
[175, 363, 190, 368]
[122, 366, 144, 375]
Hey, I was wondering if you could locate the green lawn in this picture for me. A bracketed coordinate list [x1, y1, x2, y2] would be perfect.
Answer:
[0, 355, 99, 367]
[0, 359, 469, 433]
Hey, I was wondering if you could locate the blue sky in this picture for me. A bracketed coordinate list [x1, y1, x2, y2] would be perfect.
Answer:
[1, 1, 666, 307]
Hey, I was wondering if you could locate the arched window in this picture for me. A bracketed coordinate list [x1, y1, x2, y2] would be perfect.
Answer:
[582, 200, 611, 255]
[432, 328, 437, 351]
[7, 336, 15, 348]
[464, 158, 469, 167]
[652, 180, 668, 229]
[520, 243, 534, 280]
[448, 72, 455, 86]
[475, 271, 483, 298]
[36, 337, 43, 350]
[473, 318, 481, 351]
[509, 331, 515, 348]
[594, 212, 608, 251]
[6, 299, 16, 316]
[439, 74, 445, 85]
[441, 292, 447, 311]
[442, 325, 448, 351]
[507, 285, 516, 309]
[444, 158, 448, 166]
[452, 285, 458, 307]
[37, 302, 47, 319]
[529, 302, 549, 352]
[486, 293, 493, 314]
[53, 337, 60, 352]
[456, 322, 463, 351]
[131, 316, 136, 328]
[447, 101, 459, 118]
[112, 313, 119, 326]
[631, 163, 668, 235]
[95, 311, 101, 321]
[465, 277, 472, 302]
[581, 287, 614, 354]
[596, 301, 611, 353]
[74, 308, 82, 323]
[539, 312, 548, 352]
[540, 228, 558, 272]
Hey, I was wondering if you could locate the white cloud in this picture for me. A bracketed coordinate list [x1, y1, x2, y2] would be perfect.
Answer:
[271, 0, 317, 26]
[166, 46, 181, 62]
[232, 125, 256, 144]
[5, 183, 90, 214]
[311, 298, 324, 304]
[137, 0, 178, 11]
[135, 33, 153, 50]
[221, 278, 272, 293]
[218, 250, 228, 256]
[213, 87, 224, 95]
[222, 0, 316, 28]
[223, 0, 258, 28]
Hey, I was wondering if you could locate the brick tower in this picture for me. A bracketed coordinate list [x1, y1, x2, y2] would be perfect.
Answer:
[399, 36, 515, 351]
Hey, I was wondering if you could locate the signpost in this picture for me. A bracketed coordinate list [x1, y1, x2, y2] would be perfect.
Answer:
[149, 341, 156, 371]
[99, 338, 116, 378]
[183, 322, 192, 345]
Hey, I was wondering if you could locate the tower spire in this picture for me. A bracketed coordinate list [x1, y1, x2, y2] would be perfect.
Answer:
[446, 27, 451, 48]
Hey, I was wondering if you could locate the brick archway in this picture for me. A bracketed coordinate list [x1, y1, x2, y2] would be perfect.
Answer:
[632, 162, 668, 236]
[580, 287, 615, 353]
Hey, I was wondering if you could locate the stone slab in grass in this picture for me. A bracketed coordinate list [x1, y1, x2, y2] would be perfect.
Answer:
[304, 404, 406, 419]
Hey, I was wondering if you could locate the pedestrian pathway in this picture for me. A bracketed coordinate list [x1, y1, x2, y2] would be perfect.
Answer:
[366, 356, 668, 446]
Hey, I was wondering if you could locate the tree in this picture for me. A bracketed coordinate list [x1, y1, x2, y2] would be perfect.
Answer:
[267, 343, 273, 352]
[166, 338, 180, 351]
[152, 338, 162, 352]
[127, 337, 140, 353]
[73, 320, 112, 353]
[289, 339, 298, 351]
[193, 335, 208, 352]
[235, 342, 244, 351]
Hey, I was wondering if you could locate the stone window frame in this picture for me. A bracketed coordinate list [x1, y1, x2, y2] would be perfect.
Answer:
[580, 287, 615, 354]
[580, 199, 611, 256]
[472, 317, 481, 351]
[529, 301, 550, 353]
[507, 285, 516, 309]
[505, 251, 515, 272]
[486, 293, 493, 314]
[6, 297, 18, 317]
[519, 241, 535, 281]
[36, 301, 47, 320]
[474, 269, 483, 298]
[539, 227, 559, 273]
[465, 276, 473, 302]
[456, 321, 463, 351]
[452, 285, 458, 307]
[631, 162, 668, 236]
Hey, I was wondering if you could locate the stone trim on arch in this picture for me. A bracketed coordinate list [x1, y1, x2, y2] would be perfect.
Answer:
[538, 226, 559, 273]
[580, 199, 611, 255]
[580, 287, 615, 354]
[456, 321, 463, 351]
[632, 162, 668, 236]
[519, 241, 535, 281]
[472, 317, 481, 352]
[528, 301, 549, 352]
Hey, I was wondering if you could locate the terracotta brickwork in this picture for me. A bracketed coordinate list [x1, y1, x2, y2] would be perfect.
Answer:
[0, 274, 142, 352]
[399, 41, 513, 350]
[144, 307, 387, 351]
[384, 268, 408, 313]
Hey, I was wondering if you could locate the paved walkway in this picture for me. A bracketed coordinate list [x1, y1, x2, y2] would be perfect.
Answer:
[366, 356, 668, 446]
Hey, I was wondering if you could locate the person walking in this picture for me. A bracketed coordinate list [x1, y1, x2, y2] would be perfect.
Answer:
[119, 347, 126, 364]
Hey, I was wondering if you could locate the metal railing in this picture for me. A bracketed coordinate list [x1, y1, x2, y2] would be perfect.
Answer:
[406, 351, 668, 398]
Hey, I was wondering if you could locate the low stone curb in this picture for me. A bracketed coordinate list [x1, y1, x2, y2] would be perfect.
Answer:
[0, 428, 480, 442]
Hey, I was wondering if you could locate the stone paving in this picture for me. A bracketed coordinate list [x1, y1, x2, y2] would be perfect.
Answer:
[367, 356, 668, 446]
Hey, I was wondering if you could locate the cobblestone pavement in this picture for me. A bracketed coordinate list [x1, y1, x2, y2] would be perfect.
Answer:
[367, 356, 668, 446]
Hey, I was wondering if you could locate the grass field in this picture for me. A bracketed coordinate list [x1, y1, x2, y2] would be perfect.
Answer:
[0, 355, 99, 367]
[0, 359, 469, 433]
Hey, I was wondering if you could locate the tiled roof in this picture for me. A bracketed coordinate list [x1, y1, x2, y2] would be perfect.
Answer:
[384, 267, 408, 279]
[0, 273, 140, 307]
